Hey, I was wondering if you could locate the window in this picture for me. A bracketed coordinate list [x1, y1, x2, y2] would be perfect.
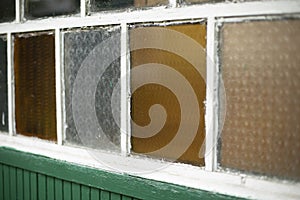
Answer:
[218, 19, 300, 180]
[0, 0, 15, 23]
[0, 0, 299, 199]
[14, 32, 57, 141]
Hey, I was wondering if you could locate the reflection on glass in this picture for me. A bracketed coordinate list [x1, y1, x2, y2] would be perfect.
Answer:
[219, 20, 300, 180]
[25, 0, 80, 19]
[0, 36, 8, 132]
[14, 32, 57, 141]
[130, 24, 206, 166]
[0, 0, 15, 23]
[64, 27, 121, 151]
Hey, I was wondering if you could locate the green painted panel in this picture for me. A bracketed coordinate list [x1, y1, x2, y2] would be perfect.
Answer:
[38, 174, 46, 200]
[10, 166, 16, 200]
[0, 164, 3, 200]
[55, 178, 63, 199]
[72, 182, 81, 200]
[63, 180, 72, 200]
[82, 185, 91, 200]
[91, 187, 100, 200]
[23, 170, 30, 200]
[101, 190, 110, 200]
[30, 172, 37, 200]
[0, 147, 243, 200]
[111, 192, 122, 200]
[47, 176, 55, 200]
[122, 195, 133, 200]
[17, 168, 24, 200]
[3, 165, 10, 199]
[3, 165, 10, 200]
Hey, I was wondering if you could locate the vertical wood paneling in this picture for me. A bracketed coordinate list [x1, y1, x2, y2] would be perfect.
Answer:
[101, 190, 111, 200]
[81, 185, 91, 200]
[23, 170, 30, 200]
[63, 180, 72, 200]
[38, 174, 47, 200]
[10, 166, 17, 200]
[47, 176, 55, 200]
[0, 164, 3, 200]
[55, 178, 63, 200]
[111, 193, 122, 200]
[17, 168, 24, 200]
[72, 182, 81, 200]
[30, 172, 37, 200]
[3, 165, 10, 200]
[122, 195, 133, 200]
[91, 188, 100, 200]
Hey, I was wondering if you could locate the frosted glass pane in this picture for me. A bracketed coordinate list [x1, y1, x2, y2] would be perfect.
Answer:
[25, 0, 80, 19]
[64, 27, 121, 151]
[219, 19, 300, 180]
[130, 24, 206, 166]
[0, 36, 8, 132]
[14, 32, 57, 140]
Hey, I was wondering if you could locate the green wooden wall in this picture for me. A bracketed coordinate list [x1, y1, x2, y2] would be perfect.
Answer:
[0, 147, 242, 200]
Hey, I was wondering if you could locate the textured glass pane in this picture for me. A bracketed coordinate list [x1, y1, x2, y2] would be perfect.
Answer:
[130, 24, 206, 166]
[64, 27, 121, 151]
[0, 0, 15, 23]
[219, 20, 300, 180]
[14, 32, 57, 141]
[0, 36, 8, 132]
[90, 0, 167, 12]
[25, 0, 80, 19]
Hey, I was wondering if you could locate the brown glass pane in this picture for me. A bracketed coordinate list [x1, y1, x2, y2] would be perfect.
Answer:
[14, 32, 57, 141]
[219, 20, 300, 180]
[134, 0, 168, 7]
[130, 24, 206, 166]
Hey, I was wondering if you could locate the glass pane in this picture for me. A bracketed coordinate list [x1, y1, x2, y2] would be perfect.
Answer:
[219, 19, 300, 180]
[14, 32, 57, 141]
[64, 27, 121, 151]
[0, 0, 15, 23]
[0, 36, 8, 132]
[90, 0, 167, 12]
[130, 23, 206, 166]
[25, 0, 80, 19]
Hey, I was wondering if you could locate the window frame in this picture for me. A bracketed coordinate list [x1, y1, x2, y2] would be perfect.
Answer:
[0, 0, 299, 199]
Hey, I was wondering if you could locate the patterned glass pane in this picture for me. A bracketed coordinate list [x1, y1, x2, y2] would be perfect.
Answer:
[64, 27, 121, 151]
[14, 32, 57, 140]
[130, 23, 206, 166]
[219, 19, 300, 180]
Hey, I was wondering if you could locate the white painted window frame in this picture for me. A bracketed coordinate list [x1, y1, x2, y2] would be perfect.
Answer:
[0, 1, 300, 200]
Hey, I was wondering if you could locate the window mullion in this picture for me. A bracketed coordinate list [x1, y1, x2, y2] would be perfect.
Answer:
[7, 32, 14, 137]
[205, 16, 217, 171]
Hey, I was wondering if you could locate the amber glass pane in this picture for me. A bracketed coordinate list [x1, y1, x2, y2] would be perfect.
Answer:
[25, 0, 80, 19]
[0, 36, 8, 132]
[0, 0, 15, 23]
[130, 24, 206, 166]
[219, 20, 300, 180]
[14, 33, 57, 141]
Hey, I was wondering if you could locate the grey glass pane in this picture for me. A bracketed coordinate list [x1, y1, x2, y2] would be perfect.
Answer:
[0, 0, 15, 23]
[90, 0, 167, 12]
[0, 36, 8, 132]
[25, 0, 80, 19]
[64, 27, 121, 151]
